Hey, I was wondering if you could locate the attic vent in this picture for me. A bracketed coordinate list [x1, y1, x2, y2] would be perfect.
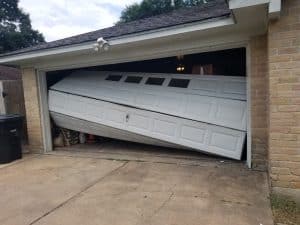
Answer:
[125, 76, 143, 84]
[105, 75, 122, 81]
[168, 78, 190, 88]
[145, 77, 165, 86]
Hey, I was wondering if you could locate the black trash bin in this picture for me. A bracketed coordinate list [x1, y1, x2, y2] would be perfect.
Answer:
[0, 114, 23, 163]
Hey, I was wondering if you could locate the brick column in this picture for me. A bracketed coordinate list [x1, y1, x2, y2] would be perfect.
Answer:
[268, 0, 300, 199]
[250, 35, 268, 170]
[22, 67, 43, 152]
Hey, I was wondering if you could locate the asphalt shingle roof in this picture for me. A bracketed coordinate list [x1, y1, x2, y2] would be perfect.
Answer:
[0, 0, 230, 58]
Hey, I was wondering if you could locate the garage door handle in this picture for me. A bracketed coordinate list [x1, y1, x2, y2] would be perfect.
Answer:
[126, 114, 130, 122]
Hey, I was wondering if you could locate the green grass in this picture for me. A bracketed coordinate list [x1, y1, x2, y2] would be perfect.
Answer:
[270, 194, 300, 225]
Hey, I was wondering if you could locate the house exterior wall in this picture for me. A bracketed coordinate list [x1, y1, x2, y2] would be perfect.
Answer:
[22, 68, 43, 152]
[16, 0, 299, 202]
[268, 0, 300, 199]
[250, 35, 269, 171]
[0, 80, 26, 115]
[0, 80, 27, 141]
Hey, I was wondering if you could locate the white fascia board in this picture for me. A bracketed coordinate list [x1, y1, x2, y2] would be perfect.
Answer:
[229, 0, 269, 9]
[269, 0, 281, 20]
[0, 17, 234, 65]
[0, 43, 95, 65]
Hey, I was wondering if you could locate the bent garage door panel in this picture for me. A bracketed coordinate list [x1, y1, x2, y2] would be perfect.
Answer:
[49, 90, 245, 160]
[50, 111, 180, 149]
[51, 71, 247, 131]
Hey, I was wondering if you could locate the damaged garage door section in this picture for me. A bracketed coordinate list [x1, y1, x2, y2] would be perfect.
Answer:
[51, 71, 247, 131]
[49, 71, 247, 160]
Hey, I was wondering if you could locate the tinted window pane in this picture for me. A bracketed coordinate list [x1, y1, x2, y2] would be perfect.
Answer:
[145, 77, 165, 86]
[168, 79, 190, 88]
[125, 76, 143, 83]
[105, 75, 122, 81]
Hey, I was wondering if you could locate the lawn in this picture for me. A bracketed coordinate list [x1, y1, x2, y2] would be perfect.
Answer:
[271, 194, 300, 225]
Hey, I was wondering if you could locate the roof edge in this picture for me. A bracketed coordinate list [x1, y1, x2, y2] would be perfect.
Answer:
[0, 16, 234, 65]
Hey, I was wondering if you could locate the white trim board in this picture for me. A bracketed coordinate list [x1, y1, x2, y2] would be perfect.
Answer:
[246, 44, 252, 168]
[269, 0, 281, 20]
[229, 0, 269, 9]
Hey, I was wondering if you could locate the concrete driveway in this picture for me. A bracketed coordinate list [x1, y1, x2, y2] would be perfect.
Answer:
[0, 142, 274, 225]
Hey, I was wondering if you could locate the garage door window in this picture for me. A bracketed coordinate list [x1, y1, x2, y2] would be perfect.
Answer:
[105, 75, 122, 81]
[125, 76, 143, 83]
[168, 78, 190, 88]
[145, 77, 165, 86]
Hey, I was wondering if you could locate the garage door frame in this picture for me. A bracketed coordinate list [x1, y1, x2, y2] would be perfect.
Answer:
[36, 41, 252, 167]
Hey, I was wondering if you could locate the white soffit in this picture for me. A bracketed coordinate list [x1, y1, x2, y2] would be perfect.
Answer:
[229, 0, 281, 19]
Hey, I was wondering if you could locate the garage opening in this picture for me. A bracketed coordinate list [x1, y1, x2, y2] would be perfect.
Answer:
[46, 48, 247, 161]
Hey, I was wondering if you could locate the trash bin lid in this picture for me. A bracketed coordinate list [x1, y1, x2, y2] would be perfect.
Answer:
[0, 114, 23, 123]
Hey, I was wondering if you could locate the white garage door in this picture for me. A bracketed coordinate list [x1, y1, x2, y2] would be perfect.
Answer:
[49, 71, 247, 160]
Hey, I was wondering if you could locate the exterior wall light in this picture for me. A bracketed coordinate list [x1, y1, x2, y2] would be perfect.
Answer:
[176, 64, 185, 72]
[176, 55, 185, 72]
[93, 37, 110, 52]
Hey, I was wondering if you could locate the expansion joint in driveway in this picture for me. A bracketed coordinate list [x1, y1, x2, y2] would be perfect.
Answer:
[29, 161, 128, 225]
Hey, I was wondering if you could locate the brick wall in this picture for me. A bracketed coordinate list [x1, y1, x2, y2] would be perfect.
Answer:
[250, 35, 269, 170]
[268, 0, 300, 197]
[22, 68, 43, 152]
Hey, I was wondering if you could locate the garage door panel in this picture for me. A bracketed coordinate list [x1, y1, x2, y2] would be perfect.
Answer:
[185, 96, 213, 116]
[214, 101, 247, 130]
[215, 101, 245, 121]
[188, 77, 246, 100]
[157, 95, 185, 111]
[127, 113, 150, 131]
[153, 119, 177, 137]
[105, 109, 126, 125]
[84, 104, 105, 121]
[223, 81, 246, 96]
[185, 95, 246, 131]
[180, 125, 206, 144]
[49, 90, 245, 160]
[110, 89, 134, 102]
[50, 71, 246, 131]
[209, 131, 239, 152]
[51, 111, 179, 149]
[135, 93, 156, 107]
[190, 79, 218, 92]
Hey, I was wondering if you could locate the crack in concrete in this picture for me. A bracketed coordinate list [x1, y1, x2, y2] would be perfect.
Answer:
[220, 198, 252, 206]
[153, 191, 174, 216]
[137, 191, 174, 225]
[29, 161, 128, 225]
